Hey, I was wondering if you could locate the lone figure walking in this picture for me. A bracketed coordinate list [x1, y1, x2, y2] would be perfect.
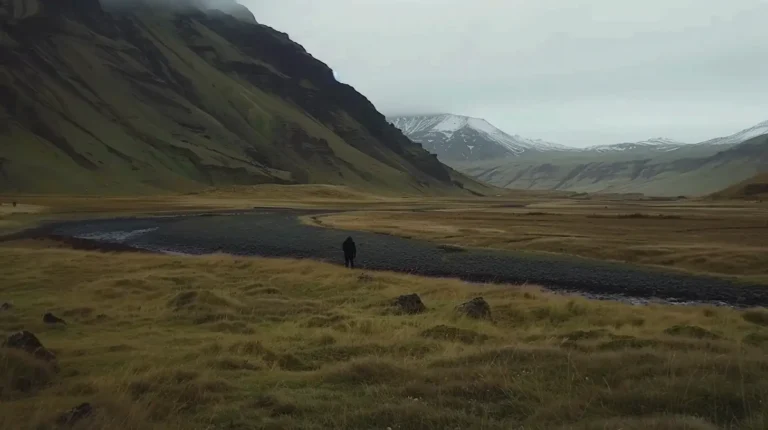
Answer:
[342, 236, 357, 269]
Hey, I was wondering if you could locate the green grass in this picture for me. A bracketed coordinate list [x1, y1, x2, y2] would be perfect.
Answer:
[1, 247, 768, 429]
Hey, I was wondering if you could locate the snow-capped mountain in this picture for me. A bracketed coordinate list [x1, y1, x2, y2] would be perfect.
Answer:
[586, 137, 687, 153]
[587, 120, 768, 153]
[389, 114, 567, 162]
[700, 120, 768, 146]
[391, 114, 768, 162]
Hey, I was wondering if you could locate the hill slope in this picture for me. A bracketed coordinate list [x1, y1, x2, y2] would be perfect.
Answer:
[711, 172, 768, 200]
[461, 135, 768, 196]
[0, 0, 477, 195]
[701, 120, 768, 146]
[389, 114, 566, 162]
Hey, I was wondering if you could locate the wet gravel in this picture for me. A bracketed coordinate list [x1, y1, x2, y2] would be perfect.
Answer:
[47, 210, 768, 308]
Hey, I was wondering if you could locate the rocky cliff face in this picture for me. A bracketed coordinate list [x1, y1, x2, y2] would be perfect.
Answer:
[0, 0, 466, 193]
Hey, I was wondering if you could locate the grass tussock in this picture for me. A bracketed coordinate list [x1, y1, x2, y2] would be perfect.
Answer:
[1, 247, 768, 429]
[743, 308, 768, 326]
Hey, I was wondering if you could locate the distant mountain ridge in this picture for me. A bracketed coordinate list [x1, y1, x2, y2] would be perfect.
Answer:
[392, 114, 768, 161]
[586, 137, 687, 154]
[701, 120, 768, 146]
[461, 134, 768, 197]
[392, 114, 768, 197]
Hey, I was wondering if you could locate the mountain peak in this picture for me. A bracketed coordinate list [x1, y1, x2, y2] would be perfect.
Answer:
[390, 113, 565, 162]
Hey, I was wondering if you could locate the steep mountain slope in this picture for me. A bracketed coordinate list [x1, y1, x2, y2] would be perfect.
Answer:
[0, 0, 479, 195]
[462, 135, 768, 197]
[389, 114, 566, 162]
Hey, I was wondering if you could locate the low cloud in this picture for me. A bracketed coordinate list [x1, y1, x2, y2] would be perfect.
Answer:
[242, 0, 768, 146]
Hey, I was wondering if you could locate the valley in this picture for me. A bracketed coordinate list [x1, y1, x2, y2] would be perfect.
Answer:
[3, 186, 768, 429]
[392, 114, 768, 197]
[2, 0, 768, 429]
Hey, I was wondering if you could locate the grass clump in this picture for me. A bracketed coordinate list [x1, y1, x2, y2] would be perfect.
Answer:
[743, 309, 768, 326]
[0, 349, 56, 398]
[663, 324, 722, 339]
[420, 325, 489, 344]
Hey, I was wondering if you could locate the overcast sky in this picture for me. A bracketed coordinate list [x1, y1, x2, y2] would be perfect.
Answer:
[243, 0, 767, 147]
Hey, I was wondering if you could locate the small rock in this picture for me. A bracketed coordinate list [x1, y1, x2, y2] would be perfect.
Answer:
[56, 403, 93, 426]
[0, 302, 12, 311]
[456, 297, 492, 320]
[2, 330, 57, 362]
[392, 294, 426, 314]
[43, 313, 67, 325]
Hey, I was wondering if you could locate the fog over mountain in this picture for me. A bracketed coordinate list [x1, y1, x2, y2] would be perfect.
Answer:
[242, 0, 768, 147]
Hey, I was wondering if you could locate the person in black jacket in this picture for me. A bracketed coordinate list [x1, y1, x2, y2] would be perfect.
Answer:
[342, 236, 357, 269]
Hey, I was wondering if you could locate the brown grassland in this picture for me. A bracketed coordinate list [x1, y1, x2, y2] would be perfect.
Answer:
[311, 197, 768, 284]
[3, 248, 768, 430]
[1, 186, 768, 429]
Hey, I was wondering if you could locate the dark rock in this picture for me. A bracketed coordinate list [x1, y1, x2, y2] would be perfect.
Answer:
[392, 294, 426, 315]
[2, 330, 57, 362]
[0, 302, 13, 311]
[56, 403, 93, 426]
[456, 297, 492, 320]
[43, 313, 67, 325]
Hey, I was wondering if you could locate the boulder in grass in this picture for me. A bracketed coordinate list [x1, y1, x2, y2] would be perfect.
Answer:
[43, 313, 66, 325]
[2, 330, 57, 362]
[392, 294, 426, 315]
[456, 297, 492, 320]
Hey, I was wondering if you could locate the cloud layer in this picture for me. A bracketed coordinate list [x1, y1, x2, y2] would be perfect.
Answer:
[243, 0, 767, 146]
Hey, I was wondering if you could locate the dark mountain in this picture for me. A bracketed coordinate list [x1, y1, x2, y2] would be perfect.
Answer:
[0, 0, 483, 194]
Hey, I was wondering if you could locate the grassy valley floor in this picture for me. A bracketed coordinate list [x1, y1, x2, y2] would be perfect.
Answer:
[2, 248, 768, 429]
[2, 186, 768, 428]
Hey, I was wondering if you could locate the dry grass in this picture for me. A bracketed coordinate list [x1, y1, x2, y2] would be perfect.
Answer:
[0, 185, 522, 235]
[1, 247, 768, 429]
[314, 198, 768, 283]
